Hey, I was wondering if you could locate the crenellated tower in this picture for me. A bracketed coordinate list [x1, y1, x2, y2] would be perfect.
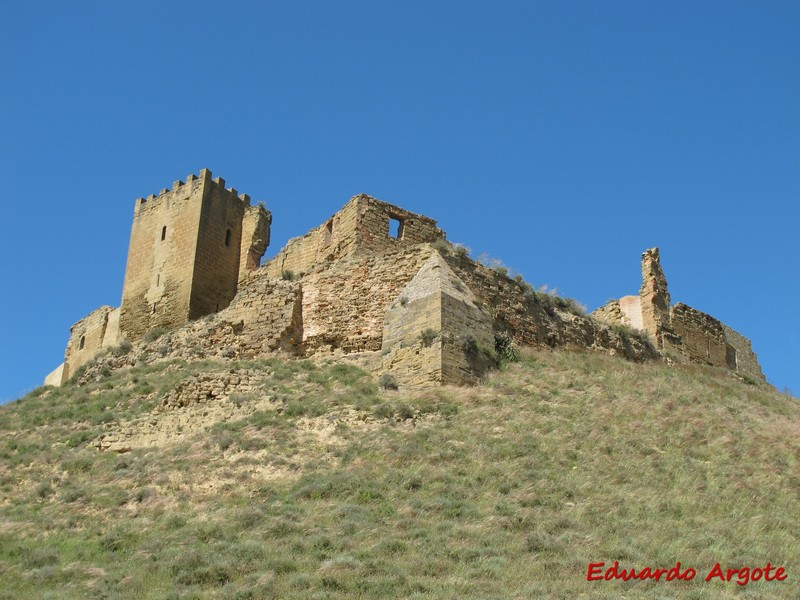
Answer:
[119, 169, 271, 339]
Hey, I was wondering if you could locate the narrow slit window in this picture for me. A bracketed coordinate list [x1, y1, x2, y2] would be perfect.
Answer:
[161, 226, 167, 241]
[389, 217, 404, 239]
[79, 335, 85, 350]
[225, 228, 232, 247]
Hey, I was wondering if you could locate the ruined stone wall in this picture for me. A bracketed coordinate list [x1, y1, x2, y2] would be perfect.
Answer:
[64, 306, 116, 378]
[238, 205, 271, 282]
[354, 195, 445, 253]
[379, 253, 494, 386]
[210, 276, 302, 356]
[722, 324, 766, 381]
[264, 195, 445, 279]
[639, 248, 671, 345]
[592, 296, 642, 330]
[592, 300, 625, 326]
[442, 253, 658, 361]
[264, 197, 362, 278]
[300, 245, 436, 353]
[669, 303, 728, 367]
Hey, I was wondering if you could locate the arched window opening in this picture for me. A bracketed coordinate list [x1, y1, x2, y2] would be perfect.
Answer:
[225, 228, 232, 247]
[161, 226, 167, 241]
[79, 335, 85, 350]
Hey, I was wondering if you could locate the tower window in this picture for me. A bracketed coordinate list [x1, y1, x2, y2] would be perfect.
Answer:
[79, 335, 85, 350]
[225, 228, 232, 247]
[161, 226, 167, 241]
[389, 217, 404, 239]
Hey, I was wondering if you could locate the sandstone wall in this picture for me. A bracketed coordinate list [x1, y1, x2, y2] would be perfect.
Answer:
[668, 303, 728, 367]
[264, 195, 445, 279]
[380, 253, 494, 386]
[64, 306, 117, 378]
[353, 195, 445, 253]
[171, 277, 302, 359]
[591, 296, 642, 330]
[442, 253, 659, 362]
[722, 324, 766, 381]
[120, 172, 207, 338]
[188, 180, 248, 320]
[44, 363, 65, 387]
[639, 247, 671, 345]
[264, 197, 362, 278]
[238, 205, 271, 282]
[300, 245, 436, 353]
[119, 169, 268, 339]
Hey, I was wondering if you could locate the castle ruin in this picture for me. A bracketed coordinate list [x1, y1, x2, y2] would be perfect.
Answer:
[591, 248, 765, 382]
[45, 170, 765, 388]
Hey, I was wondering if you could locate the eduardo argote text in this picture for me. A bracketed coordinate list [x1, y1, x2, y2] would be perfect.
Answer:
[587, 561, 787, 586]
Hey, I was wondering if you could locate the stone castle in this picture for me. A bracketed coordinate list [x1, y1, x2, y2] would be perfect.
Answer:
[45, 169, 765, 388]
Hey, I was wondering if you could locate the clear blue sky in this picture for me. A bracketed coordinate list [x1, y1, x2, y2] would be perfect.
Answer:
[1, 1, 797, 402]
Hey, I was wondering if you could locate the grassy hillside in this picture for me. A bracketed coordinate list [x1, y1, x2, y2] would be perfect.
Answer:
[1, 351, 798, 599]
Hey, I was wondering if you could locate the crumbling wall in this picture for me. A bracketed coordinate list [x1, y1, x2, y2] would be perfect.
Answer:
[669, 303, 728, 367]
[592, 296, 643, 331]
[380, 253, 495, 386]
[639, 248, 671, 345]
[264, 197, 362, 278]
[441, 253, 658, 362]
[264, 195, 445, 279]
[300, 245, 436, 353]
[238, 205, 271, 282]
[64, 306, 116, 378]
[722, 324, 766, 381]
[353, 195, 445, 252]
[592, 247, 766, 381]
[170, 276, 302, 359]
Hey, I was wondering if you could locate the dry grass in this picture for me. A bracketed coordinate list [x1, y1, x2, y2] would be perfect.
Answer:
[0, 351, 798, 599]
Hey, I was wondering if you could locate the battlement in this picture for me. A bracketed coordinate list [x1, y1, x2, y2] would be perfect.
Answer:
[134, 169, 252, 215]
[119, 170, 270, 340]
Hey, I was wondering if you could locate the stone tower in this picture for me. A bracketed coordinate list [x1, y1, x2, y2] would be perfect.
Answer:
[119, 169, 271, 339]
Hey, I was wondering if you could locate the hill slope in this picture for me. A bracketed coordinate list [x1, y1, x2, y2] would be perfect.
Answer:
[1, 352, 798, 599]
